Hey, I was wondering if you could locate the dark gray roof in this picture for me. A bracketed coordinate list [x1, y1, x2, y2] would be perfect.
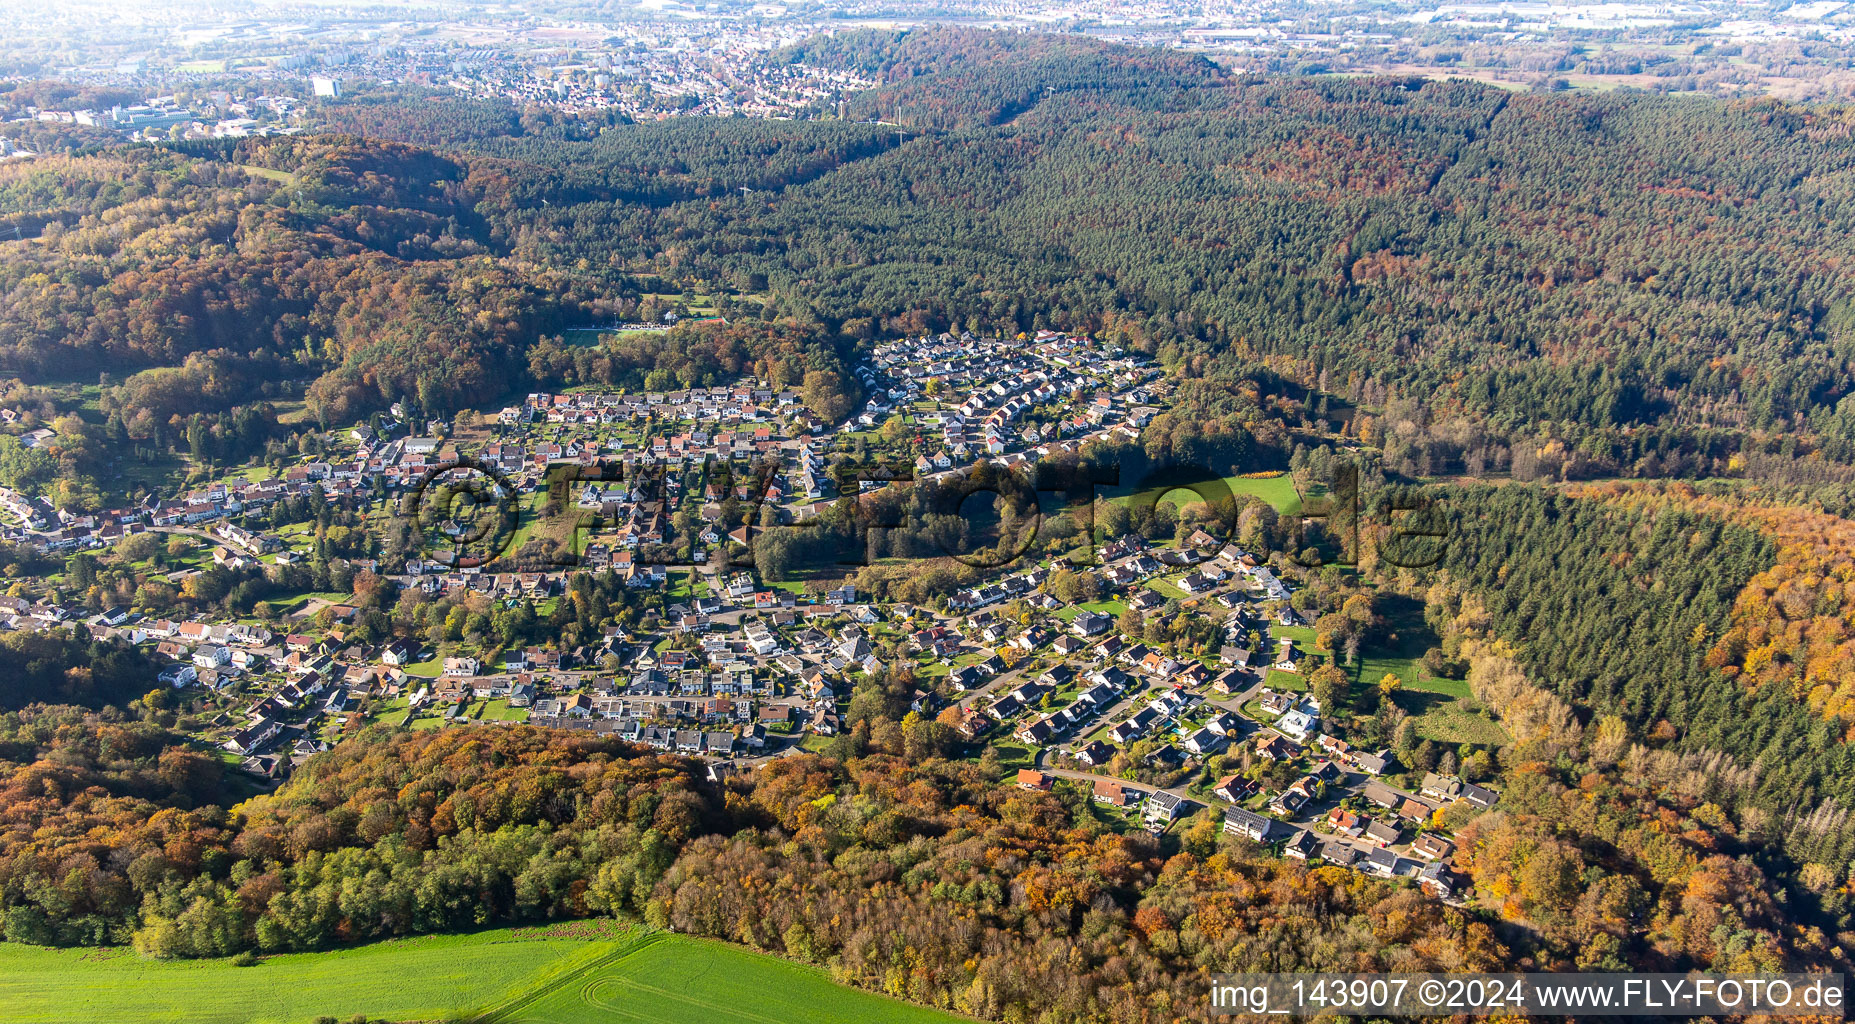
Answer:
[1223, 806, 1273, 838]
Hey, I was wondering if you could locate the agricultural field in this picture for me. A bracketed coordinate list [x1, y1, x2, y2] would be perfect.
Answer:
[0, 925, 602, 1024]
[0, 926, 975, 1024]
[495, 933, 975, 1024]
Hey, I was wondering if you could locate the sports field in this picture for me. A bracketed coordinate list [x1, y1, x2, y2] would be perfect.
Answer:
[0, 926, 976, 1024]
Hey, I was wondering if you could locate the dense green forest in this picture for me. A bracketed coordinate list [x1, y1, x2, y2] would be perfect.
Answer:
[1420, 484, 1855, 935]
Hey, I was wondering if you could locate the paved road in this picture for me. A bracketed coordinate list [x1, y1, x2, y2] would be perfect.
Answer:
[1032, 751, 1207, 810]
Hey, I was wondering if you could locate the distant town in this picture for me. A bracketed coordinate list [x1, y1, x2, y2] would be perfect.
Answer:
[7, 0, 1855, 147]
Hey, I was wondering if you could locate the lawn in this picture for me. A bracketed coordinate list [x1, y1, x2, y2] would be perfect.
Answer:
[266, 591, 350, 617]
[1146, 576, 1190, 601]
[0, 925, 606, 1024]
[1050, 598, 1127, 621]
[479, 699, 531, 722]
[1273, 624, 1317, 646]
[368, 695, 412, 727]
[1262, 669, 1307, 692]
[989, 741, 1036, 769]
[504, 933, 975, 1024]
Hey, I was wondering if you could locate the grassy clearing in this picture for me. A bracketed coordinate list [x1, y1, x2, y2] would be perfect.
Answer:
[1050, 598, 1127, 621]
[1350, 593, 1464, 693]
[267, 591, 349, 617]
[1145, 576, 1189, 600]
[1405, 695, 1508, 745]
[1272, 624, 1317, 649]
[237, 164, 291, 183]
[1109, 471, 1303, 517]
[1224, 473, 1303, 514]
[1352, 593, 1489, 741]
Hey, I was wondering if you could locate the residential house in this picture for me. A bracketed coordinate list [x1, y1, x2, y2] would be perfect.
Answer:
[1410, 834, 1455, 862]
[1419, 861, 1458, 898]
[1181, 726, 1225, 756]
[1144, 790, 1185, 826]
[1277, 705, 1319, 742]
[1361, 782, 1402, 809]
[1327, 808, 1364, 838]
[1092, 778, 1142, 808]
[1253, 731, 1296, 760]
[1354, 751, 1392, 775]
[1362, 847, 1399, 878]
[1320, 842, 1359, 868]
[1223, 806, 1274, 842]
[1460, 782, 1499, 808]
[1363, 819, 1402, 848]
[1399, 797, 1438, 823]
[1074, 740, 1115, 767]
[1420, 773, 1462, 802]
[1283, 829, 1319, 860]
[1211, 774, 1250, 803]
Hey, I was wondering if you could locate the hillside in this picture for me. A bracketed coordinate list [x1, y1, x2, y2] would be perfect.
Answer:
[3, 32, 1855, 492]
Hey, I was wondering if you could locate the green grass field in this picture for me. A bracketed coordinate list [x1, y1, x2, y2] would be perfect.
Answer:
[0, 926, 977, 1024]
[0, 926, 598, 1024]
[1145, 576, 1190, 600]
[1050, 599, 1127, 621]
[1224, 474, 1303, 514]
[1262, 668, 1307, 692]
[1351, 594, 1461, 695]
[478, 698, 531, 722]
[1111, 472, 1303, 517]
[503, 933, 973, 1024]
[991, 742, 1037, 769]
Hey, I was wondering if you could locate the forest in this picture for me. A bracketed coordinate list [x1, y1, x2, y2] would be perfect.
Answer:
[1413, 483, 1855, 939]
[5, 30, 1855, 497]
[6, 26, 1855, 1015]
[3, 698, 1835, 1023]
